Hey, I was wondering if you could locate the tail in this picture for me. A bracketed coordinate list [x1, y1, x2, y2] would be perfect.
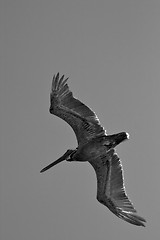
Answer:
[112, 132, 129, 145]
[104, 132, 129, 149]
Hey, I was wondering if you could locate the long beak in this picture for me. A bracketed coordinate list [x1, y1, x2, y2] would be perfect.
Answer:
[40, 149, 74, 173]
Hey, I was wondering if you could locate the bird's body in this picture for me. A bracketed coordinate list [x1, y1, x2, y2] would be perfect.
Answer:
[71, 132, 127, 162]
[41, 73, 146, 227]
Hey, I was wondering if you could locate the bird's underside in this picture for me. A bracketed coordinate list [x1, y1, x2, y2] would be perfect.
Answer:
[41, 73, 146, 227]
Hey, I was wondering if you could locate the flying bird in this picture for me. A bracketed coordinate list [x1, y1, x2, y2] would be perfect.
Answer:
[41, 73, 146, 227]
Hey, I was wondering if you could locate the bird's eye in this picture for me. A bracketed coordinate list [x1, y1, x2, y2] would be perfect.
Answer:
[104, 142, 111, 147]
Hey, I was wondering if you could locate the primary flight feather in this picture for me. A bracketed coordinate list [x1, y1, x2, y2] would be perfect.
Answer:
[41, 73, 146, 227]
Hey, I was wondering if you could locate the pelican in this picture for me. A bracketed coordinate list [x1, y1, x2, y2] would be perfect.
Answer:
[41, 73, 146, 227]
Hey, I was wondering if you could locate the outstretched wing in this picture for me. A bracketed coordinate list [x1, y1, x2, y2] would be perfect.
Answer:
[49, 73, 105, 145]
[89, 149, 146, 226]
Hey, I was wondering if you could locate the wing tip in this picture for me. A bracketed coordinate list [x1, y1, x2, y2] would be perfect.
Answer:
[118, 210, 146, 227]
[51, 73, 69, 93]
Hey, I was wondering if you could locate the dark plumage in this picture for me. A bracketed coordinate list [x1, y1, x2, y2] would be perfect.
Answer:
[41, 73, 146, 227]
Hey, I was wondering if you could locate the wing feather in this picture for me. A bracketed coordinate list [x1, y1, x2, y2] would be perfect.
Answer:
[49, 73, 105, 144]
[89, 149, 146, 226]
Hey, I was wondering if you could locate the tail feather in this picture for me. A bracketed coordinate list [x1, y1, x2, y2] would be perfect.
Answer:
[104, 132, 129, 150]
[113, 132, 129, 145]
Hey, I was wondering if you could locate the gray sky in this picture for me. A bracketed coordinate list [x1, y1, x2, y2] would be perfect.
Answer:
[1, 0, 160, 239]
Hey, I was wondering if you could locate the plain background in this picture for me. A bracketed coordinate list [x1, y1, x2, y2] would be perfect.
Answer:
[1, 0, 160, 239]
